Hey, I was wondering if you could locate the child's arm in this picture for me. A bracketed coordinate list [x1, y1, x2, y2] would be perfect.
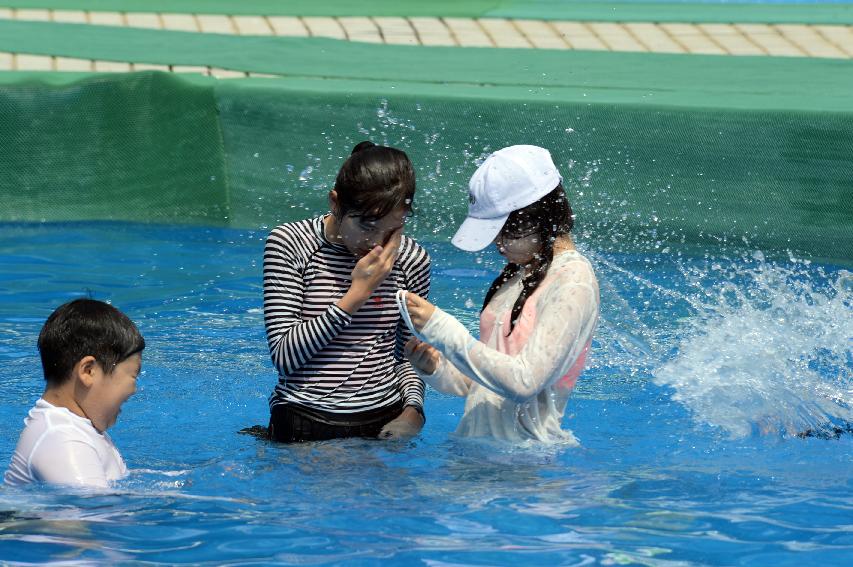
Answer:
[264, 227, 403, 376]
[30, 433, 110, 488]
[393, 243, 431, 412]
[418, 269, 599, 402]
[263, 230, 353, 376]
[418, 354, 473, 397]
[405, 337, 473, 397]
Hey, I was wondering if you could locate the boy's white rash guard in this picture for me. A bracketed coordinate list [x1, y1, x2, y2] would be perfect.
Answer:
[4, 399, 127, 488]
[416, 250, 599, 443]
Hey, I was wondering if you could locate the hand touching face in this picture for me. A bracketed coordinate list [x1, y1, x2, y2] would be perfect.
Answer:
[336, 207, 407, 258]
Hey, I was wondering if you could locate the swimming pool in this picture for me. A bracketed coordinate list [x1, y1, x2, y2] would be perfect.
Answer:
[1, 221, 850, 564]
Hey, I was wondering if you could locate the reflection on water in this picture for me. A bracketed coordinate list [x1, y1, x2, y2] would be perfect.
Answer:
[0, 222, 851, 565]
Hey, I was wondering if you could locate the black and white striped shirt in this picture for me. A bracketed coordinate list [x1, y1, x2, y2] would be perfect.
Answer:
[263, 215, 431, 414]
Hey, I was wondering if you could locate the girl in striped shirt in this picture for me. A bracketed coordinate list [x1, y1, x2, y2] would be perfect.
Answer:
[263, 141, 430, 442]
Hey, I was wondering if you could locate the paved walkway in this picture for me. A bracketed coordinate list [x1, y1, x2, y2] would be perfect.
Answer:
[2, 8, 852, 77]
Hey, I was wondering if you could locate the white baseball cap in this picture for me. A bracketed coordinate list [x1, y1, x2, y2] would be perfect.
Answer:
[451, 145, 562, 252]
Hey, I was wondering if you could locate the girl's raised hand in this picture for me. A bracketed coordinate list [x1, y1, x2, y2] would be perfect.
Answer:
[347, 229, 402, 300]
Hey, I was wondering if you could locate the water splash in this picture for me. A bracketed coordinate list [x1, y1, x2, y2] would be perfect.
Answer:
[653, 258, 852, 438]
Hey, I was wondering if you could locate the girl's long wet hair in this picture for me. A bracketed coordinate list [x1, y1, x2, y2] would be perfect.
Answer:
[481, 185, 574, 335]
[334, 141, 415, 221]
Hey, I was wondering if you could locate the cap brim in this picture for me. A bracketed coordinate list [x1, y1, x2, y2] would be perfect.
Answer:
[451, 215, 508, 252]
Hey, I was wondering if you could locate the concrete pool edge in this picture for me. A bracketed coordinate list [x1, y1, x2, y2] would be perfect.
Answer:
[2, 22, 853, 112]
[3, 0, 853, 25]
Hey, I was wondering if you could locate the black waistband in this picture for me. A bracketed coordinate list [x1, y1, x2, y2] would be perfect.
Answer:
[271, 401, 403, 427]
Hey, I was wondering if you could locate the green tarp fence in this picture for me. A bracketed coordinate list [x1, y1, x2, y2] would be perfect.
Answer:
[3, 69, 851, 265]
[0, 21, 851, 265]
[3, 0, 853, 24]
[0, 72, 229, 224]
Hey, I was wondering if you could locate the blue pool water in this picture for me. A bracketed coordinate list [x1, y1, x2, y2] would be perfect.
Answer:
[0, 222, 851, 565]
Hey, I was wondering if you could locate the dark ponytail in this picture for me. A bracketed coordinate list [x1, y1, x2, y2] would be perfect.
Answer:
[351, 140, 376, 154]
[333, 141, 415, 221]
[481, 185, 574, 335]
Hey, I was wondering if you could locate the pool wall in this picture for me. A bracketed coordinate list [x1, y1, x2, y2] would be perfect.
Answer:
[4, 0, 853, 24]
[0, 19, 851, 265]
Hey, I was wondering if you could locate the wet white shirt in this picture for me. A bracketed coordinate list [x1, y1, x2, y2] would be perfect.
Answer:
[416, 250, 599, 443]
[4, 399, 127, 488]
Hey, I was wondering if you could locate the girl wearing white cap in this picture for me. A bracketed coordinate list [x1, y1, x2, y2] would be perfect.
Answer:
[398, 145, 599, 443]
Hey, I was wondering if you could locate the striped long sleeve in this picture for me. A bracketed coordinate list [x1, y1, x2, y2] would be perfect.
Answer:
[393, 239, 431, 410]
[263, 216, 432, 415]
[263, 226, 352, 376]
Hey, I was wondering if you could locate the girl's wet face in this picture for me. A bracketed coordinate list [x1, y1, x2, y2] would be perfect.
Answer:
[338, 208, 407, 257]
[494, 217, 542, 265]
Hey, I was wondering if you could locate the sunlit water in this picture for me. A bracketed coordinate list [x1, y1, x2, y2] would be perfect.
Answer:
[0, 222, 850, 565]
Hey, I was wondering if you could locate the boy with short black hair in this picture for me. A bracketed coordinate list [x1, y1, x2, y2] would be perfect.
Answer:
[5, 298, 144, 488]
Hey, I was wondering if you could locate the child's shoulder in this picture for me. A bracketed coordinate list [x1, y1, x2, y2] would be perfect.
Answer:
[551, 250, 594, 273]
[29, 400, 94, 435]
[543, 251, 598, 295]
[398, 234, 431, 266]
[268, 217, 318, 241]
[15, 400, 96, 462]
[266, 217, 323, 258]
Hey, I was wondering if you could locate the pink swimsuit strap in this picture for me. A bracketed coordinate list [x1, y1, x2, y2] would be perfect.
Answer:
[479, 280, 591, 391]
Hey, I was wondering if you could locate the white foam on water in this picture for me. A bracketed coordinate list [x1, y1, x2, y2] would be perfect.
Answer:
[653, 258, 852, 438]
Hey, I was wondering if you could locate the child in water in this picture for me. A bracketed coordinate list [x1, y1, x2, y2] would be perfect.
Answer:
[263, 141, 430, 442]
[5, 299, 144, 487]
[400, 145, 599, 443]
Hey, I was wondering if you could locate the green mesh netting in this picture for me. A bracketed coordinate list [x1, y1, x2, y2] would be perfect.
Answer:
[0, 72, 229, 223]
[214, 81, 853, 265]
[1, 71, 849, 264]
[0, 22, 851, 264]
